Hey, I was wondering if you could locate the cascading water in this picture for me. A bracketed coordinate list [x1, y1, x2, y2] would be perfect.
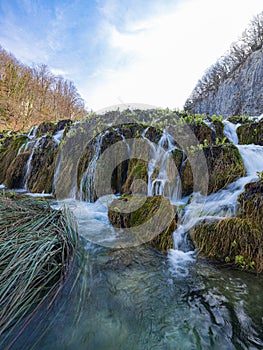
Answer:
[142, 129, 182, 202]
[169, 118, 263, 274]
[17, 125, 38, 155]
[17, 120, 263, 350]
[52, 128, 66, 192]
[80, 132, 107, 202]
[23, 137, 42, 190]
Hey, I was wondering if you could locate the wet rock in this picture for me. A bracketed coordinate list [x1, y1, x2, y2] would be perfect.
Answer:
[108, 195, 177, 252]
[190, 218, 263, 273]
[238, 180, 263, 226]
[181, 144, 246, 196]
[0, 135, 28, 184]
[26, 136, 57, 193]
[5, 152, 30, 188]
[237, 119, 263, 145]
[36, 122, 57, 137]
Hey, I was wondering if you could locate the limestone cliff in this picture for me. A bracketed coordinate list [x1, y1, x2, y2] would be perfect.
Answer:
[186, 47, 263, 117]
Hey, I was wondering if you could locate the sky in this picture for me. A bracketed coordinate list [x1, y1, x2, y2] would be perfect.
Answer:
[0, 0, 262, 112]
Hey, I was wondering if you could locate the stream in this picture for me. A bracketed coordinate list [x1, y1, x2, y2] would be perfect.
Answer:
[9, 120, 263, 349]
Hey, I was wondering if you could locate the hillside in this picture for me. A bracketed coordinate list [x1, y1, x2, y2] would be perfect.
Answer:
[0, 46, 87, 131]
[185, 12, 263, 116]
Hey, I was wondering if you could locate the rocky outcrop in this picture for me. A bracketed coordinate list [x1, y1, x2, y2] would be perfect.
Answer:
[187, 47, 263, 116]
[26, 136, 57, 193]
[237, 119, 263, 145]
[0, 135, 27, 184]
[181, 143, 246, 196]
[108, 195, 177, 252]
[238, 180, 263, 226]
[190, 179, 263, 273]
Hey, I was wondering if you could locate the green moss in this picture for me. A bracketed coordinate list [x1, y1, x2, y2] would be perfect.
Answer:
[237, 120, 263, 145]
[108, 195, 177, 252]
[121, 159, 148, 195]
[181, 144, 245, 196]
[190, 218, 262, 273]
[238, 180, 263, 227]
[5, 152, 30, 188]
[228, 115, 250, 124]
[0, 135, 28, 184]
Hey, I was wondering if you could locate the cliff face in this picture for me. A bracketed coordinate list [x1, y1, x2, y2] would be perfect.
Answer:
[188, 47, 263, 116]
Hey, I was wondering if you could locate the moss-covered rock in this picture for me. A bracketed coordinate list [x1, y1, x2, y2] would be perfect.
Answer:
[121, 159, 148, 195]
[26, 136, 57, 193]
[108, 195, 177, 252]
[188, 122, 218, 144]
[190, 218, 262, 273]
[227, 116, 250, 124]
[238, 180, 263, 226]
[77, 123, 162, 198]
[181, 144, 246, 196]
[237, 119, 263, 145]
[5, 152, 30, 188]
[36, 121, 57, 137]
[0, 135, 28, 184]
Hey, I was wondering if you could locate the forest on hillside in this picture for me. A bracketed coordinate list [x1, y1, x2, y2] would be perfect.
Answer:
[0, 46, 87, 131]
[185, 11, 263, 111]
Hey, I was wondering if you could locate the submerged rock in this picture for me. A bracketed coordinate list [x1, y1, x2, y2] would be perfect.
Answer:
[108, 195, 177, 252]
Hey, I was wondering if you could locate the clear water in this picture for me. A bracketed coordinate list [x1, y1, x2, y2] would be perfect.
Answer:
[13, 238, 263, 350]
[6, 120, 263, 349]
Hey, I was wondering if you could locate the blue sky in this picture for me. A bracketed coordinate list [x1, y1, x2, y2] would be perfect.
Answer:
[0, 0, 262, 111]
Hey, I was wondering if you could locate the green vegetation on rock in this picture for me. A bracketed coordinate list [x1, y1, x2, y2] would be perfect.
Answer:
[190, 178, 263, 273]
[108, 195, 177, 252]
[237, 119, 263, 145]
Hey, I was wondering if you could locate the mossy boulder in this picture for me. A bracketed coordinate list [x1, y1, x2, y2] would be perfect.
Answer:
[121, 159, 148, 195]
[5, 152, 30, 188]
[188, 122, 218, 144]
[237, 119, 263, 145]
[77, 124, 162, 199]
[26, 136, 57, 193]
[54, 119, 72, 133]
[108, 195, 177, 252]
[190, 218, 262, 273]
[181, 144, 246, 196]
[36, 121, 57, 137]
[0, 135, 28, 184]
[238, 180, 263, 226]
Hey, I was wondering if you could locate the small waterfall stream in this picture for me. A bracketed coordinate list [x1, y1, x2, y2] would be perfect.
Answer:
[169, 119, 263, 274]
[9, 119, 263, 350]
[23, 136, 43, 190]
[142, 129, 182, 202]
[80, 132, 107, 202]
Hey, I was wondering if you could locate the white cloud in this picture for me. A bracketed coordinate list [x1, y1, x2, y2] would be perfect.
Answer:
[85, 0, 263, 111]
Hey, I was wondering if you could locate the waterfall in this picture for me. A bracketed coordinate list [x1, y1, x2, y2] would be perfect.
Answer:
[17, 126, 38, 155]
[169, 119, 263, 275]
[80, 132, 107, 202]
[222, 120, 240, 144]
[53, 129, 64, 145]
[143, 129, 182, 202]
[23, 137, 42, 190]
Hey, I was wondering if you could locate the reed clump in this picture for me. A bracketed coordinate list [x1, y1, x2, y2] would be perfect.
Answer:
[0, 192, 78, 346]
